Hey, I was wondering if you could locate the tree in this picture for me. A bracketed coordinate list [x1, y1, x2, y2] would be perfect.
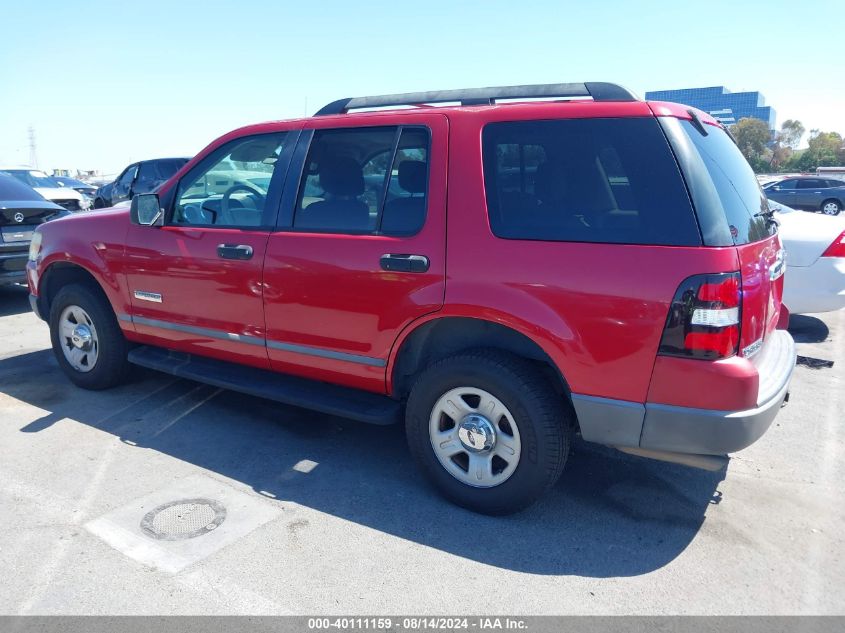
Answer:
[779, 119, 805, 150]
[730, 118, 772, 172]
[793, 131, 845, 171]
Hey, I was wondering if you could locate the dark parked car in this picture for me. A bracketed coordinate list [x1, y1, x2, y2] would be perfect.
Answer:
[93, 158, 189, 208]
[764, 176, 845, 215]
[0, 173, 66, 286]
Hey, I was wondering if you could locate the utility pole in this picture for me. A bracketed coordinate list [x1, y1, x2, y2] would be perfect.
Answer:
[28, 126, 38, 169]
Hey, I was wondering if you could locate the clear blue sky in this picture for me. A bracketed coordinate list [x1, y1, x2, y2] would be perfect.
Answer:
[1, 0, 842, 175]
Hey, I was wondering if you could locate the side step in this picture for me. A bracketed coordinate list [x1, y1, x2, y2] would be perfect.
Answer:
[127, 346, 401, 425]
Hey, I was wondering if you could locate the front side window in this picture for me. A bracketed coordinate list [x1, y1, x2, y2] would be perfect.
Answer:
[173, 133, 288, 227]
[293, 126, 429, 235]
[482, 118, 700, 246]
[773, 179, 797, 190]
[118, 165, 138, 188]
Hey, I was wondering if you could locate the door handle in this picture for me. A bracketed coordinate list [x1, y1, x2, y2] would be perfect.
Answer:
[380, 254, 429, 273]
[217, 244, 254, 260]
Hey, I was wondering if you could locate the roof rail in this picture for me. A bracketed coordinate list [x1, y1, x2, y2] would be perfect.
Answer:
[314, 82, 638, 116]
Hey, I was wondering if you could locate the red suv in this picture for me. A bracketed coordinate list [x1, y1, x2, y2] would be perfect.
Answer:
[26, 82, 795, 514]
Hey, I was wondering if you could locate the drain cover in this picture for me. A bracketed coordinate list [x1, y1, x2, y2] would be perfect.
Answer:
[140, 498, 226, 541]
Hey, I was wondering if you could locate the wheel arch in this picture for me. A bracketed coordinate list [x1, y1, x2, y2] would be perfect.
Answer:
[388, 315, 575, 417]
[37, 261, 112, 320]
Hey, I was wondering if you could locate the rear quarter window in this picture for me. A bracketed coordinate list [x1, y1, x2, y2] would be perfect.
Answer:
[665, 119, 774, 246]
[482, 117, 701, 246]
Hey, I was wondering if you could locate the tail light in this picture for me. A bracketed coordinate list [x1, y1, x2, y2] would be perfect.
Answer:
[821, 230, 845, 257]
[659, 272, 741, 360]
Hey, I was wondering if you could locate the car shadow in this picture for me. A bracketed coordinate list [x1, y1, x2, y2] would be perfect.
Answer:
[1, 348, 724, 578]
[788, 314, 830, 343]
[0, 285, 32, 317]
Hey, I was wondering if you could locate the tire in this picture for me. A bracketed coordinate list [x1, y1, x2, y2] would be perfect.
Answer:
[405, 349, 570, 515]
[93, 198, 106, 209]
[820, 199, 841, 216]
[49, 283, 130, 390]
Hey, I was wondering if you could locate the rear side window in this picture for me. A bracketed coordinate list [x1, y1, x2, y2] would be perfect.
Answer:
[674, 120, 773, 245]
[797, 179, 824, 189]
[482, 118, 700, 246]
[293, 126, 429, 235]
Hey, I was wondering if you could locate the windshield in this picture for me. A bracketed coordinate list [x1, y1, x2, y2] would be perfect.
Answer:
[0, 169, 59, 189]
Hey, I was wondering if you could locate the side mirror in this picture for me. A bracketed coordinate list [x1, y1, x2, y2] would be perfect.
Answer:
[130, 193, 164, 227]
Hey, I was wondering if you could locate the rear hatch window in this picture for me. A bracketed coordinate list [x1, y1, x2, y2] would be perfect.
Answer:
[482, 118, 702, 246]
[661, 117, 783, 353]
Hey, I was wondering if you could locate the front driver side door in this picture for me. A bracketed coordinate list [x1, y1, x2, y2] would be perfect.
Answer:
[122, 128, 299, 369]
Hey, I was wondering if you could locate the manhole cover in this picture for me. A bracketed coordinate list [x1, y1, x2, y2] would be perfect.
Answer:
[140, 498, 226, 541]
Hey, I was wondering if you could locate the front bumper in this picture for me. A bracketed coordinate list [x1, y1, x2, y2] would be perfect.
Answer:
[573, 329, 796, 458]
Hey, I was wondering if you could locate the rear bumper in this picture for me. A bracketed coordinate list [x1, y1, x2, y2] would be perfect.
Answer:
[0, 248, 28, 285]
[573, 329, 796, 457]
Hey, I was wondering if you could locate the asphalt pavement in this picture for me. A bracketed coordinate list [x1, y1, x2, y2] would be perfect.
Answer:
[0, 284, 842, 615]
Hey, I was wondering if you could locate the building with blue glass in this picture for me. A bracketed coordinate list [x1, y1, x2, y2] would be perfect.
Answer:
[644, 86, 776, 131]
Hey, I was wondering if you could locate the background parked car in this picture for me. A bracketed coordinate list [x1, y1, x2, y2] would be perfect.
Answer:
[51, 175, 97, 210]
[0, 173, 67, 286]
[771, 201, 845, 314]
[764, 176, 845, 215]
[0, 167, 90, 211]
[94, 158, 189, 208]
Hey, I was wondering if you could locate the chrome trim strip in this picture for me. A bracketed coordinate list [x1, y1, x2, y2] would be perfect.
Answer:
[132, 316, 265, 347]
[127, 315, 386, 367]
[134, 290, 163, 303]
[266, 339, 386, 367]
[117, 313, 132, 322]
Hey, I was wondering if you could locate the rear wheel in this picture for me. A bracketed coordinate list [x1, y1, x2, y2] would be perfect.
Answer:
[49, 284, 130, 389]
[821, 199, 841, 216]
[405, 349, 570, 515]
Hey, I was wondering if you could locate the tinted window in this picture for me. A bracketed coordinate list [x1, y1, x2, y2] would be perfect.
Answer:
[828, 180, 845, 188]
[136, 162, 158, 189]
[118, 165, 138, 187]
[173, 133, 288, 227]
[155, 159, 187, 180]
[677, 120, 773, 245]
[797, 179, 824, 189]
[0, 173, 45, 201]
[294, 126, 429, 235]
[773, 179, 796, 190]
[482, 118, 700, 245]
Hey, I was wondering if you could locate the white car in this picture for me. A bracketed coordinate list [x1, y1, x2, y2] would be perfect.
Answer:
[0, 167, 90, 211]
[771, 201, 845, 314]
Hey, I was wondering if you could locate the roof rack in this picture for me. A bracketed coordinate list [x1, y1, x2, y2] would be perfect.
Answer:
[314, 82, 638, 116]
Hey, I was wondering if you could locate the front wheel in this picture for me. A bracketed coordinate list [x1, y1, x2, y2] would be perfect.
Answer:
[405, 349, 570, 515]
[49, 284, 130, 390]
[821, 200, 841, 216]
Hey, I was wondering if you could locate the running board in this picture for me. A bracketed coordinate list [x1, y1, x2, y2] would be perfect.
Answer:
[128, 346, 401, 425]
